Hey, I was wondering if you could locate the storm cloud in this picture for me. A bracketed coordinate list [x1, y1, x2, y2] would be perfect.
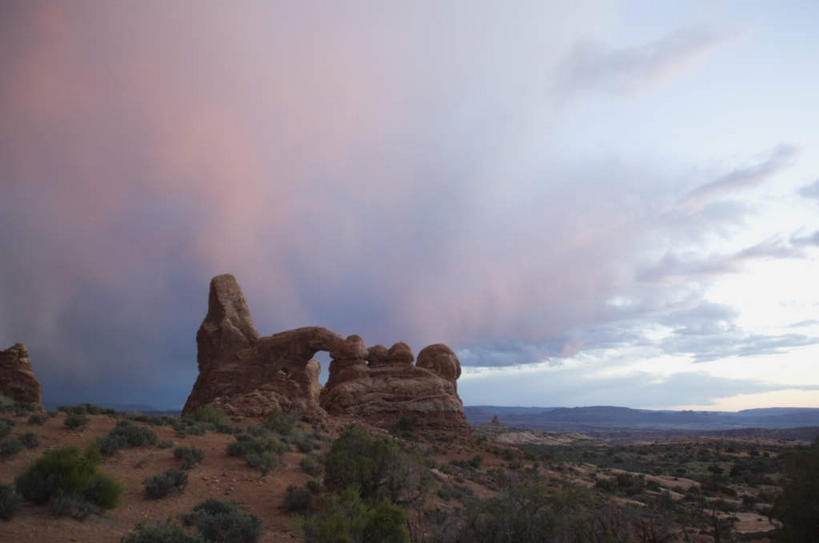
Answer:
[1, 1, 818, 409]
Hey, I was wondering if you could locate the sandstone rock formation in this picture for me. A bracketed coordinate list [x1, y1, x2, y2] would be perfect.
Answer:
[0, 343, 42, 405]
[183, 274, 468, 430]
[320, 340, 467, 430]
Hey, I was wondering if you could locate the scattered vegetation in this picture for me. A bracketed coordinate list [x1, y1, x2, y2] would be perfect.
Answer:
[58, 403, 118, 417]
[323, 425, 425, 503]
[121, 521, 205, 543]
[0, 485, 23, 521]
[174, 446, 205, 470]
[772, 437, 819, 542]
[97, 420, 159, 456]
[27, 413, 48, 425]
[227, 429, 287, 474]
[63, 413, 90, 430]
[144, 469, 188, 499]
[300, 454, 322, 476]
[303, 487, 409, 543]
[15, 446, 123, 519]
[0, 436, 23, 459]
[0, 417, 15, 438]
[0, 395, 38, 416]
[19, 431, 40, 449]
[282, 484, 313, 514]
[182, 499, 262, 543]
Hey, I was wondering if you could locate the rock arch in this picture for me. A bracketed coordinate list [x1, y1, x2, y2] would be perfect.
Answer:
[182, 275, 467, 430]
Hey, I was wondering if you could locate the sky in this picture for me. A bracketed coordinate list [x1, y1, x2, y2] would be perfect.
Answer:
[1, 1, 818, 411]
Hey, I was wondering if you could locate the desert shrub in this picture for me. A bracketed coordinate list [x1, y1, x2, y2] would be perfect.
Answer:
[49, 489, 100, 520]
[183, 499, 262, 543]
[300, 454, 322, 476]
[283, 485, 313, 514]
[144, 469, 188, 499]
[97, 420, 159, 456]
[64, 413, 89, 430]
[306, 479, 321, 494]
[772, 438, 819, 542]
[174, 446, 205, 470]
[0, 395, 37, 415]
[158, 439, 174, 449]
[15, 446, 123, 517]
[291, 429, 317, 453]
[19, 431, 39, 449]
[0, 485, 23, 521]
[227, 431, 286, 474]
[59, 403, 117, 416]
[172, 419, 214, 437]
[185, 405, 229, 427]
[121, 521, 205, 543]
[28, 413, 47, 425]
[0, 417, 14, 437]
[324, 425, 425, 503]
[303, 487, 408, 543]
[0, 436, 23, 459]
[263, 409, 297, 435]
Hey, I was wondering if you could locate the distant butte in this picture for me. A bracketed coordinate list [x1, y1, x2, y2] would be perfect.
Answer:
[182, 274, 468, 431]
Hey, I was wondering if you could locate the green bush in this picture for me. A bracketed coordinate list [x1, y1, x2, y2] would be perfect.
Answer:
[0, 396, 37, 415]
[303, 488, 408, 543]
[28, 413, 48, 425]
[19, 432, 40, 449]
[144, 469, 188, 499]
[283, 485, 313, 514]
[15, 446, 123, 517]
[0, 436, 23, 459]
[183, 499, 262, 543]
[0, 485, 23, 521]
[121, 521, 205, 543]
[323, 425, 424, 503]
[227, 431, 286, 474]
[263, 409, 297, 435]
[59, 403, 117, 416]
[0, 418, 14, 438]
[772, 438, 819, 542]
[97, 420, 159, 456]
[49, 489, 100, 520]
[158, 439, 174, 449]
[185, 405, 229, 427]
[174, 446, 205, 470]
[64, 413, 90, 430]
[300, 454, 322, 476]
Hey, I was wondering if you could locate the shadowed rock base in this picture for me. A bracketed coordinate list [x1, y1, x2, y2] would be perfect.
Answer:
[182, 274, 468, 431]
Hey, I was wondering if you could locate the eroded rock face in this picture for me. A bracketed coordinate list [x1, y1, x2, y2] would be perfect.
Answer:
[319, 341, 468, 431]
[182, 274, 343, 418]
[0, 343, 42, 405]
[183, 274, 467, 430]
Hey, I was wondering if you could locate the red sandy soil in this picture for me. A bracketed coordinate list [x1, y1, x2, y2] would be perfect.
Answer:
[0, 412, 314, 542]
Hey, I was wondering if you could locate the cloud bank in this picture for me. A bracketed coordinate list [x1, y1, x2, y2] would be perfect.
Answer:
[0, 1, 817, 408]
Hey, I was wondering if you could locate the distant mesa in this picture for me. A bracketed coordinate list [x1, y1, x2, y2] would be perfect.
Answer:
[183, 274, 468, 430]
[0, 342, 42, 405]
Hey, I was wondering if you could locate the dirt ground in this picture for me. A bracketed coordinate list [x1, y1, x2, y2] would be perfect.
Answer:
[0, 412, 313, 542]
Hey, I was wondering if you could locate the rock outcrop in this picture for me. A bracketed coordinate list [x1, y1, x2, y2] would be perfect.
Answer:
[183, 274, 342, 418]
[183, 274, 468, 430]
[320, 340, 467, 430]
[0, 343, 42, 405]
